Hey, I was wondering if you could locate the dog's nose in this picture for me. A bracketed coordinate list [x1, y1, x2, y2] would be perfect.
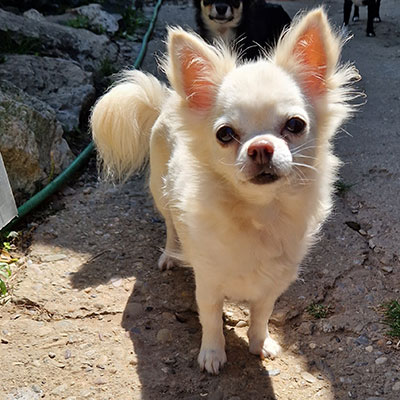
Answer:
[247, 140, 274, 164]
[215, 3, 228, 15]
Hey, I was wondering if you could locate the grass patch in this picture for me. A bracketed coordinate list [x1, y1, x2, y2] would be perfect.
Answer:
[67, 15, 105, 35]
[383, 300, 400, 339]
[0, 232, 19, 302]
[306, 303, 331, 319]
[334, 179, 354, 196]
[118, 7, 148, 39]
[0, 31, 42, 55]
[99, 57, 117, 77]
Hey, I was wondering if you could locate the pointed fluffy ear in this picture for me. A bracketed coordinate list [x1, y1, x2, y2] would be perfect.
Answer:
[164, 28, 235, 111]
[273, 8, 341, 99]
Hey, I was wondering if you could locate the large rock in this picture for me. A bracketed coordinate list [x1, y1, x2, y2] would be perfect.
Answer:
[0, 8, 118, 72]
[0, 55, 95, 132]
[0, 80, 73, 204]
[70, 4, 121, 35]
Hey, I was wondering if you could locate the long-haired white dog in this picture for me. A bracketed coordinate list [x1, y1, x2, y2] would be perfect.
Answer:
[91, 8, 359, 374]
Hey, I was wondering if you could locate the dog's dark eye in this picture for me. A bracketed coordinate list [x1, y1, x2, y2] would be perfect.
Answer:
[232, 0, 241, 8]
[216, 126, 237, 144]
[284, 117, 306, 135]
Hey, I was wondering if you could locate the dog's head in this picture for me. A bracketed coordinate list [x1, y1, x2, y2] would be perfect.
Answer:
[165, 9, 358, 203]
[198, 0, 243, 40]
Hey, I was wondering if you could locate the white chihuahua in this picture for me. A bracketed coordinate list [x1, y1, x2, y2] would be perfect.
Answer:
[91, 8, 359, 374]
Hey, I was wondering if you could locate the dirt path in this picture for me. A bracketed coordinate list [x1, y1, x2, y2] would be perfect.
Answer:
[1, 1, 400, 399]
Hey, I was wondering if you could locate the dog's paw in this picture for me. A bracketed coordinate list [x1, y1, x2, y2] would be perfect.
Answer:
[198, 347, 227, 374]
[157, 252, 178, 271]
[249, 336, 282, 360]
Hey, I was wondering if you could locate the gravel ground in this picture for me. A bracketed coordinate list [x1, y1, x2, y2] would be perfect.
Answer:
[1, 1, 399, 399]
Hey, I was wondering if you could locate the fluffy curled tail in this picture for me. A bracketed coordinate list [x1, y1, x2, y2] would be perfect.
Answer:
[90, 70, 169, 181]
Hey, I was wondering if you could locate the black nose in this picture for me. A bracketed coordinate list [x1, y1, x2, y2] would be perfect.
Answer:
[215, 3, 228, 15]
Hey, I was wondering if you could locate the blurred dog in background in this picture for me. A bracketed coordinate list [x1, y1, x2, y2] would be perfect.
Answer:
[193, 0, 291, 59]
[343, 0, 381, 37]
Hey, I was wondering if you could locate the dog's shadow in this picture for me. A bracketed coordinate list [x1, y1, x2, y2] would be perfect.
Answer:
[120, 262, 277, 400]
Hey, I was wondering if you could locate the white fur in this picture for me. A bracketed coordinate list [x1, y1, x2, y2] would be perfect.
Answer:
[91, 9, 359, 374]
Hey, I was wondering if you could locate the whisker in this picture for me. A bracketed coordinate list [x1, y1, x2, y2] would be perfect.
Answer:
[232, 135, 243, 145]
[293, 154, 317, 160]
[292, 145, 318, 155]
[292, 162, 318, 172]
[218, 159, 237, 167]
[291, 139, 317, 152]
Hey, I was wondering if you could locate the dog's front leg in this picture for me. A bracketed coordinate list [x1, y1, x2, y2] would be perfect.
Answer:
[247, 293, 282, 359]
[195, 275, 226, 374]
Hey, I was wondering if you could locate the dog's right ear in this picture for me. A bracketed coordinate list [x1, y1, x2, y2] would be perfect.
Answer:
[165, 28, 235, 112]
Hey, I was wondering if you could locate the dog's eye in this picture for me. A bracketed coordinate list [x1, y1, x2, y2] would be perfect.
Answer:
[284, 117, 306, 135]
[232, 0, 241, 8]
[216, 126, 237, 145]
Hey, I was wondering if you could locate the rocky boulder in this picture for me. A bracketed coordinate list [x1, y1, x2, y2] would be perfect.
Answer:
[69, 4, 121, 35]
[0, 8, 119, 72]
[0, 80, 73, 204]
[0, 55, 95, 132]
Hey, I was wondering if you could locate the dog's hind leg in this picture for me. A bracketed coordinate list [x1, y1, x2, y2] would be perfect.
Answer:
[374, 0, 381, 22]
[366, 0, 377, 36]
[352, 5, 360, 21]
[157, 216, 181, 270]
[344, 0, 353, 25]
[149, 125, 181, 270]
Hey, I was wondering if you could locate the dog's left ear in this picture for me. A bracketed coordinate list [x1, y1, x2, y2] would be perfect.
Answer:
[273, 8, 341, 99]
[165, 28, 235, 111]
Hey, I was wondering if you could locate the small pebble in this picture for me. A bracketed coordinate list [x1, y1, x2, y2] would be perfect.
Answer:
[309, 343, 317, 349]
[48, 352, 56, 359]
[157, 328, 173, 343]
[375, 356, 387, 365]
[392, 382, 400, 391]
[265, 369, 280, 377]
[365, 346, 373, 353]
[301, 371, 317, 383]
[236, 320, 248, 328]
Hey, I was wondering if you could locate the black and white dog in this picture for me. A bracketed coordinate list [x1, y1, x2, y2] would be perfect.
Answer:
[343, 0, 382, 37]
[193, 0, 291, 60]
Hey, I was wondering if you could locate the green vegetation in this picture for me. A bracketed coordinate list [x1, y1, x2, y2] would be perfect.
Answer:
[0, 31, 42, 55]
[0, 232, 18, 301]
[100, 57, 117, 77]
[383, 300, 400, 339]
[67, 15, 105, 35]
[306, 303, 331, 319]
[334, 179, 354, 196]
[118, 7, 148, 39]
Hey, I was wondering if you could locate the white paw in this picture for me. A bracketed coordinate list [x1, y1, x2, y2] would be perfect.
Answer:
[198, 347, 227, 374]
[157, 252, 178, 271]
[249, 336, 282, 360]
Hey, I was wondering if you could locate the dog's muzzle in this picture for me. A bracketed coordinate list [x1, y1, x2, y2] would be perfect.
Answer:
[247, 140, 279, 184]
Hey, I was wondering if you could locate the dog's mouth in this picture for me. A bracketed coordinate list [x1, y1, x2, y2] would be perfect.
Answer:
[209, 15, 234, 23]
[250, 171, 279, 185]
